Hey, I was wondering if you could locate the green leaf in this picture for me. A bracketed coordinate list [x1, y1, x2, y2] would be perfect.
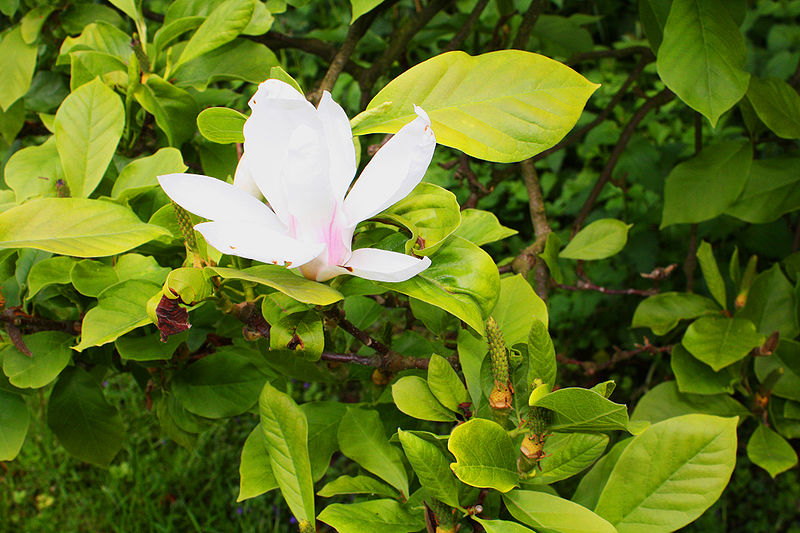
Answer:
[754, 340, 800, 403]
[696, 241, 727, 309]
[206, 265, 343, 305]
[533, 387, 631, 432]
[524, 432, 609, 485]
[5, 133, 63, 202]
[115, 331, 187, 361]
[153, 16, 204, 54]
[0, 26, 37, 111]
[46, 367, 125, 466]
[54, 78, 124, 197]
[350, 0, 384, 22]
[318, 500, 423, 533]
[639, 0, 670, 51]
[70, 259, 118, 297]
[0, 389, 29, 461]
[381, 182, 461, 256]
[111, 148, 187, 201]
[398, 429, 461, 508]
[173, 39, 278, 91]
[259, 382, 315, 525]
[392, 375, 457, 422]
[172, 348, 266, 417]
[572, 438, 633, 510]
[242, 1, 274, 34]
[448, 418, 518, 492]
[594, 414, 738, 532]
[0, 99, 26, 143]
[74, 279, 161, 351]
[454, 208, 517, 246]
[725, 157, 800, 223]
[746, 424, 798, 478]
[458, 328, 488, 408]
[671, 344, 736, 395]
[269, 65, 303, 94]
[746, 76, 800, 139]
[238, 422, 278, 501]
[317, 475, 397, 498]
[656, 0, 749, 126]
[738, 264, 799, 339]
[269, 311, 324, 361]
[352, 50, 599, 163]
[471, 518, 535, 533]
[303, 401, 347, 482]
[682, 316, 764, 371]
[504, 490, 616, 533]
[196, 107, 247, 144]
[381, 236, 499, 334]
[631, 292, 720, 336]
[523, 320, 556, 388]
[427, 353, 468, 412]
[493, 274, 549, 341]
[337, 407, 409, 497]
[175, 0, 256, 69]
[134, 74, 199, 147]
[560, 218, 631, 260]
[661, 141, 752, 227]
[2, 331, 73, 389]
[25, 256, 76, 299]
[631, 381, 749, 424]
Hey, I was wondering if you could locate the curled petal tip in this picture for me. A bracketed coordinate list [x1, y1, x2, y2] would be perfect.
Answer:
[413, 105, 431, 123]
[248, 79, 305, 109]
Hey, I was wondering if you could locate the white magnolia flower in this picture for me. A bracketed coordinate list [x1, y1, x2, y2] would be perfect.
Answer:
[159, 79, 436, 282]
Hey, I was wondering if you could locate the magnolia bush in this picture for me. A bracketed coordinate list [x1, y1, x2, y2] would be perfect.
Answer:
[0, 0, 798, 532]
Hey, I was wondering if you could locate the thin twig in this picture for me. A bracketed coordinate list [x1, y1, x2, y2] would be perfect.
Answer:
[572, 88, 674, 234]
[557, 341, 672, 375]
[311, 4, 391, 105]
[443, 0, 490, 52]
[511, 0, 545, 49]
[566, 46, 654, 65]
[554, 280, 658, 296]
[248, 32, 365, 79]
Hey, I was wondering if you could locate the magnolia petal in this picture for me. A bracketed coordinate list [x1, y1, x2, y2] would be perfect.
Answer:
[344, 247, 432, 282]
[299, 250, 352, 282]
[244, 95, 336, 237]
[233, 153, 262, 199]
[158, 173, 283, 230]
[194, 221, 323, 267]
[317, 91, 357, 201]
[344, 106, 436, 225]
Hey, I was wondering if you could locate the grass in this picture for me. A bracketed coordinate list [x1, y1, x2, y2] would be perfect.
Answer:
[1, 375, 292, 533]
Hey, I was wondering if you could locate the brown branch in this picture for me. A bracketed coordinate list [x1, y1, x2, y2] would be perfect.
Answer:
[311, 4, 391, 105]
[557, 340, 672, 376]
[554, 280, 657, 297]
[532, 54, 653, 163]
[511, 159, 552, 299]
[248, 32, 365, 79]
[566, 46, 654, 65]
[323, 307, 391, 356]
[572, 88, 674, 234]
[359, 0, 455, 104]
[0, 309, 81, 336]
[443, 0, 490, 52]
[455, 154, 488, 209]
[511, 0, 545, 50]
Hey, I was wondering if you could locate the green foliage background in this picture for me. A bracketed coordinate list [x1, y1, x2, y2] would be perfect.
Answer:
[0, 0, 799, 531]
